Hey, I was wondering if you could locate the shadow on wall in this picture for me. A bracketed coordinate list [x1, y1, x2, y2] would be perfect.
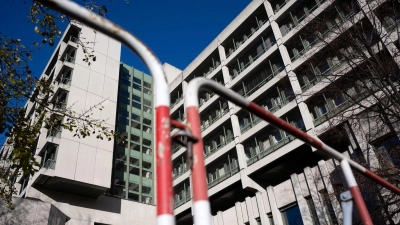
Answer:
[39, 187, 122, 214]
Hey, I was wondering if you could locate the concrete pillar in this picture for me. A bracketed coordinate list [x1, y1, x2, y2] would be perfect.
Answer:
[236, 202, 245, 225]
[318, 161, 342, 221]
[297, 102, 315, 131]
[241, 201, 250, 224]
[278, 45, 291, 67]
[217, 211, 224, 225]
[236, 144, 247, 170]
[263, 1, 275, 19]
[303, 167, 330, 225]
[182, 80, 188, 96]
[266, 186, 284, 225]
[221, 66, 231, 88]
[256, 192, 271, 225]
[290, 174, 313, 225]
[218, 45, 227, 63]
[230, 115, 242, 143]
[270, 21, 283, 47]
[245, 197, 258, 225]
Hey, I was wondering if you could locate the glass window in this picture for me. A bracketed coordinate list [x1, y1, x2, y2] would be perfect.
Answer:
[143, 138, 152, 146]
[131, 134, 140, 143]
[131, 143, 140, 152]
[132, 83, 141, 91]
[281, 205, 303, 225]
[143, 170, 153, 179]
[128, 192, 139, 201]
[128, 182, 139, 192]
[143, 125, 152, 134]
[121, 72, 130, 80]
[131, 113, 140, 121]
[119, 96, 130, 105]
[143, 105, 152, 113]
[129, 167, 140, 176]
[142, 185, 152, 195]
[144, 82, 151, 89]
[132, 94, 141, 102]
[143, 99, 152, 107]
[132, 102, 141, 109]
[120, 89, 129, 98]
[142, 161, 152, 170]
[131, 120, 141, 129]
[121, 78, 130, 86]
[133, 77, 141, 84]
[143, 118, 152, 126]
[130, 157, 140, 166]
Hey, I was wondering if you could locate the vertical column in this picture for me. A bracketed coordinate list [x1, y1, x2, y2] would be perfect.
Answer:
[263, 1, 275, 19]
[245, 197, 258, 225]
[256, 192, 271, 225]
[217, 211, 224, 225]
[218, 45, 227, 63]
[182, 79, 188, 115]
[266, 186, 284, 225]
[290, 174, 314, 225]
[318, 161, 342, 221]
[236, 144, 247, 170]
[230, 115, 241, 143]
[236, 202, 245, 225]
[221, 66, 231, 88]
[304, 167, 330, 225]
[241, 201, 250, 225]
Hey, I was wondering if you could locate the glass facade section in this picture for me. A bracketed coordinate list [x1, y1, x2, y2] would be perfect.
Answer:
[112, 63, 154, 205]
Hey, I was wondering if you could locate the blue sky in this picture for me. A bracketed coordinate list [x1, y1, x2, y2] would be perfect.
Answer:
[0, 0, 250, 144]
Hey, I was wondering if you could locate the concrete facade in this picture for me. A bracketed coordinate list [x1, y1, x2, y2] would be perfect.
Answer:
[168, 0, 400, 224]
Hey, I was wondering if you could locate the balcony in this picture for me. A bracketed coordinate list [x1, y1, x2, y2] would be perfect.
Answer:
[174, 182, 191, 208]
[225, 17, 268, 59]
[173, 156, 188, 180]
[200, 101, 229, 132]
[235, 63, 284, 98]
[272, 0, 291, 13]
[52, 91, 69, 111]
[55, 67, 73, 86]
[203, 127, 234, 158]
[245, 121, 305, 166]
[310, 84, 379, 126]
[280, 0, 326, 37]
[42, 159, 56, 169]
[46, 126, 62, 138]
[382, 16, 400, 34]
[300, 58, 347, 92]
[171, 95, 183, 109]
[172, 142, 183, 154]
[230, 38, 276, 80]
[207, 157, 239, 189]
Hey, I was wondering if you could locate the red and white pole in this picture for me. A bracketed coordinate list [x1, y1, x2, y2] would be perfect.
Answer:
[185, 92, 212, 225]
[340, 159, 373, 225]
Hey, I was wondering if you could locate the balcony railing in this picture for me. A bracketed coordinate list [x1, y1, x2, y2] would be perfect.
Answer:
[300, 60, 347, 92]
[43, 159, 56, 169]
[57, 74, 72, 86]
[273, 0, 290, 13]
[172, 143, 183, 154]
[230, 40, 276, 80]
[171, 95, 183, 109]
[204, 136, 234, 158]
[207, 165, 239, 189]
[247, 135, 296, 166]
[201, 108, 229, 131]
[199, 92, 215, 107]
[53, 101, 67, 110]
[281, 0, 325, 37]
[173, 165, 188, 180]
[174, 191, 191, 208]
[226, 19, 268, 58]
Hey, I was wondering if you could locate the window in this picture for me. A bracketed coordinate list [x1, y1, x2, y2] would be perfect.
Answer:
[120, 89, 129, 98]
[281, 204, 303, 225]
[142, 161, 152, 170]
[143, 138, 152, 146]
[128, 192, 139, 201]
[143, 118, 152, 126]
[132, 102, 141, 109]
[130, 157, 139, 166]
[144, 82, 151, 89]
[143, 99, 152, 107]
[131, 120, 141, 129]
[128, 182, 139, 192]
[132, 83, 141, 91]
[372, 135, 400, 167]
[129, 167, 140, 176]
[133, 77, 141, 84]
[131, 134, 140, 143]
[131, 113, 140, 121]
[132, 94, 141, 102]
[142, 185, 152, 194]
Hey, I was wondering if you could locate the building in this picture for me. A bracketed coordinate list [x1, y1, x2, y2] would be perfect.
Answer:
[167, 0, 400, 225]
[0, 21, 156, 225]
[2, 0, 400, 224]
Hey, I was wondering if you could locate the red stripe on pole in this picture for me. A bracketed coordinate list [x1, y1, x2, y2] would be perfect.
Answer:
[170, 119, 187, 130]
[186, 106, 209, 201]
[365, 169, 400, 195]
[349, 186, 373, 225]
[156, 105, 173, 216]
[247, 102, 323, 149]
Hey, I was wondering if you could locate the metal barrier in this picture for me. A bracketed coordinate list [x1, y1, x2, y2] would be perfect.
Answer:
[38, 1, 400, 225]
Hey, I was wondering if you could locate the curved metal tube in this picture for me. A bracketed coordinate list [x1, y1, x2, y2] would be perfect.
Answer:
[36, 1, 174, 225]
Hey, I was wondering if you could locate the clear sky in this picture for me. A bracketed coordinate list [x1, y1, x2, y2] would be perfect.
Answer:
[0, 0, 250, 144]
[1, 0, 251, 74]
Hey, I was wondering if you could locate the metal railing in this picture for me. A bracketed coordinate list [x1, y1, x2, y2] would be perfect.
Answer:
[207, 166, 239, 189]
[201, 108, 229, 131]
[174, 191, 191, 208]
[204, 136, 234, 158]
